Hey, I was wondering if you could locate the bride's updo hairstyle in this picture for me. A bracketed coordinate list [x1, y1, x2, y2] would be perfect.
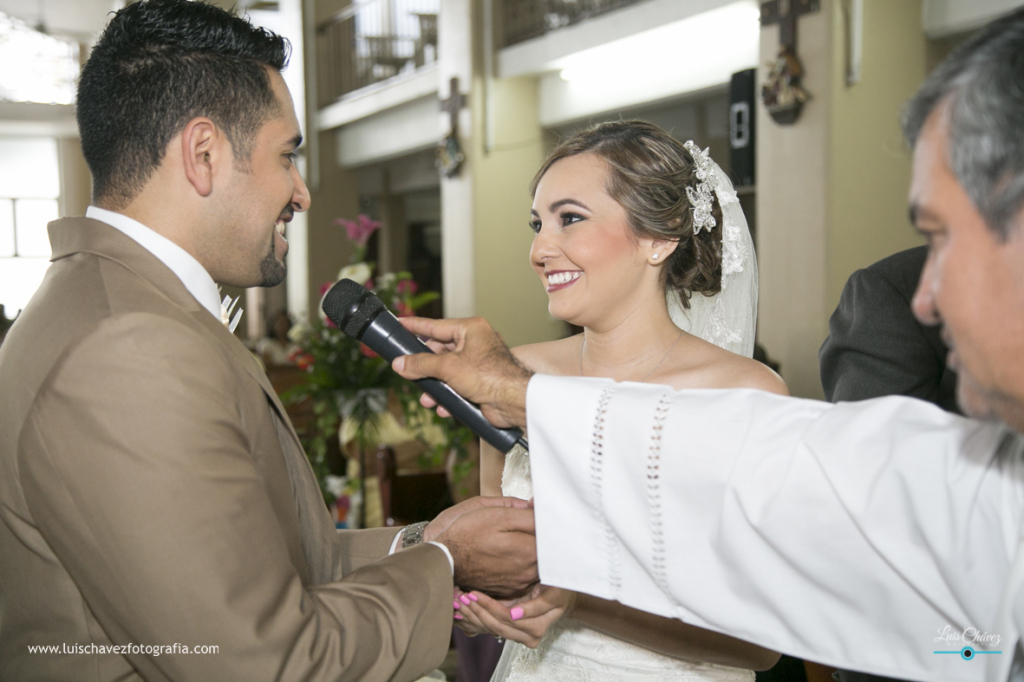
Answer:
[530, 120, 723, 308]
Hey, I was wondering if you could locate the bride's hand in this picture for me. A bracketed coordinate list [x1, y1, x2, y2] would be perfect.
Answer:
[452, 587, 491, 637]
[453, 584, 578, 648]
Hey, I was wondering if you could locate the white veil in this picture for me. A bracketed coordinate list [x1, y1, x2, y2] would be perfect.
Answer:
[667, 160, 758, 358]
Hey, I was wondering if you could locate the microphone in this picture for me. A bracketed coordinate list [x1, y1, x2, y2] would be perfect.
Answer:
[322, 279, 527, 454]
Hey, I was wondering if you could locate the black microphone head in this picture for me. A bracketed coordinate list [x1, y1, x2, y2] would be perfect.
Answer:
[322, 279, 386, 339]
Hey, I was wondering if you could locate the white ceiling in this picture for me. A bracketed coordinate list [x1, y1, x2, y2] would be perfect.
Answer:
[0, 0, 122, 43]
[923, 0, 1024, 37]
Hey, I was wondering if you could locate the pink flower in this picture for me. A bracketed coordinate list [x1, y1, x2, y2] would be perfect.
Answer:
[290, 349, 315, 370]
[396, 279, 417, 295]
[333, 214, 382, 247]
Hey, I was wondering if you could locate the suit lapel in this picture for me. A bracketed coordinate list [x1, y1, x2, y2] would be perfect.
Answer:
[185, 286, 339, 585]
[192, 308, 305, 449]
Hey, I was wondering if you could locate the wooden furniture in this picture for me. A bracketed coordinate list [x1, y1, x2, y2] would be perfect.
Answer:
[413, 13, 437, 66]
[374, 445, 451, 526]
[363, 35, 411, 78]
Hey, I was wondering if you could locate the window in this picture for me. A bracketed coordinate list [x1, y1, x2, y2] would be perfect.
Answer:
[0, 137, 60, 315]
[0, 11, 79, 105]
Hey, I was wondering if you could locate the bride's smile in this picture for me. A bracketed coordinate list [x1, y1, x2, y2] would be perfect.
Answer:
[529, 152, 667, 330]
[543, 270, 582, 291]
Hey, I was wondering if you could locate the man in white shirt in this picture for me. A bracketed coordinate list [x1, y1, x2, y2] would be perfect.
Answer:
[392, 8, 1024, 682]
[0, 1, 535, 680]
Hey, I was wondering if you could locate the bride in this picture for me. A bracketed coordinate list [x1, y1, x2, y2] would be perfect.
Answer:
[452, 120, 788, 681]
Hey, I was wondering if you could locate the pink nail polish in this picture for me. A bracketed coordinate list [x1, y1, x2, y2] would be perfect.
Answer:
[510, 606, 524, 621]
[468, 593, 478, 602]
[454, 613, 464, 620]
[453, 600, 461, 610]
[460, 595, 471, 605]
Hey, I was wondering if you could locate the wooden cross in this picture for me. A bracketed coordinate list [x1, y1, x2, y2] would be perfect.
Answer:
[760, 0, 820, 51]
[439, 77, 466, 134]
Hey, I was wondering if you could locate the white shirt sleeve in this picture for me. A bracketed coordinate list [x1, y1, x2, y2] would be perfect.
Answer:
[527, 375, 1024, 682]
[388, 527, 454, 574]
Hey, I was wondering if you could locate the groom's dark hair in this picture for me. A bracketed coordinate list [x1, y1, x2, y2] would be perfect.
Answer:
[903, 7, 1024, 240]
[77, 0, 290, 208]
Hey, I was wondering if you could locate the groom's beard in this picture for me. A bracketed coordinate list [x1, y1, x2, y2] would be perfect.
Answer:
[258, 236, 287, 288]
[259, 207, 291, 288]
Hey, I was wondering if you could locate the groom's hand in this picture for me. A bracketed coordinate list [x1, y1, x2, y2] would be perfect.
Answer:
[426, 497, 537, 598]
[391, 317, 531, 429]
[423, 495, 530, 542]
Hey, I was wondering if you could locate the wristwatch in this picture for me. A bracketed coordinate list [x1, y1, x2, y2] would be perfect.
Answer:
[400, 521, 430, 549]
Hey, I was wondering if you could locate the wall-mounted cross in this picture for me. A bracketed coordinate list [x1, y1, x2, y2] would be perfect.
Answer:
[760, 0, 820, 51]
[436, 77, 467, 178]
[439, 77, 466, 135]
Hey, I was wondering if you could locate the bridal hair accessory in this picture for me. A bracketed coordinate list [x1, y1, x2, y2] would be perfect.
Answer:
[682, 140, 717, 235]
[219, 290, 243, 333]
[667, 148, 758, 358]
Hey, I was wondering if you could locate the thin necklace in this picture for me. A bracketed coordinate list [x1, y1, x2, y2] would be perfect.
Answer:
[579, 329, 685, 382]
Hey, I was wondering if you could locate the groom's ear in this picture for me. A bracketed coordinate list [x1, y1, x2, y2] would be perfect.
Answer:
[181, 117, 221, 198]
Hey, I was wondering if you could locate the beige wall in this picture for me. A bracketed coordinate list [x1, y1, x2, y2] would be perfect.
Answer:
[57, 137, 91, 218]
[469, 74, 561, 348]
[827, 0, 925, 308]
[306, 128, 361, 313]
[757, 0, 927, 399]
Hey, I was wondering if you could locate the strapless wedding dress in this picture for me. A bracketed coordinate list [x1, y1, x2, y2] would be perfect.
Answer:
[490, 445, 755, 682]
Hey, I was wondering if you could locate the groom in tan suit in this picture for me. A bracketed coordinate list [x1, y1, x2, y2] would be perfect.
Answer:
[0, 1, 536, 680]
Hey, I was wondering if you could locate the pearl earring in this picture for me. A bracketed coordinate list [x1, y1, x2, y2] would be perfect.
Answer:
[652, 253, 660, 260]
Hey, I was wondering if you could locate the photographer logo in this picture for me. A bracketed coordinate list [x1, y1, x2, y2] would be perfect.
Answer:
[933, 625, 1002, 661]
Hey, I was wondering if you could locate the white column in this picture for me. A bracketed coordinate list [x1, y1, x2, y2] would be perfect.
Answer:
[755, 3, 833, 400]
[438, 0, 475, 317]
[247, 0, 311, 321]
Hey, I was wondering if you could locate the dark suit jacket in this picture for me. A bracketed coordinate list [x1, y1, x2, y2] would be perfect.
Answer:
[820, 246, 959, 414]
[0, 218, 453, 681]
[819, 246, 958, 682]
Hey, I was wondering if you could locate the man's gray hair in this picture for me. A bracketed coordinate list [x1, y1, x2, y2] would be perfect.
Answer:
[903, 8, 1024, 240]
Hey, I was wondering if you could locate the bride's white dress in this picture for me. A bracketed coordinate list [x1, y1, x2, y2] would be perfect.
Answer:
[489, 445, 755, 682]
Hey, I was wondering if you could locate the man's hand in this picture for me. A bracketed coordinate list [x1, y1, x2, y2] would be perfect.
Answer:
[391, 317, 531, 429]
[434, 504, 537, 598]
[422, 495, 530, 544]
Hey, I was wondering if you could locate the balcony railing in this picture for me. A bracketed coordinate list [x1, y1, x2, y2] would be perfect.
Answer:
[501, 0, 645, 47]
[317, 0, 439, 106]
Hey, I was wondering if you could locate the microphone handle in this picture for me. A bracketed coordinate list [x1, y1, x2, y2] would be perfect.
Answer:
[361, 311, 526, 454]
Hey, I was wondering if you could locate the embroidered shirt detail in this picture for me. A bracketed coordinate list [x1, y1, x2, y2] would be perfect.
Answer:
[648, 390, 674, 601]
[591, 386, 621, 599]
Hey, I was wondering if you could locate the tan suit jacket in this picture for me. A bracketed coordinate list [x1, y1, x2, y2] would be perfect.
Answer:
[0, 218, 453, 681]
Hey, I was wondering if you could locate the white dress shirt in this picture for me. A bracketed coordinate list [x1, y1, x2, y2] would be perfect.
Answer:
[527, 376, 1024, 682]
[85, 206, 222, 321]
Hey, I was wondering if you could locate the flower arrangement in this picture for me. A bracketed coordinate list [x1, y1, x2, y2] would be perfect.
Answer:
[284, 215, 476, 513]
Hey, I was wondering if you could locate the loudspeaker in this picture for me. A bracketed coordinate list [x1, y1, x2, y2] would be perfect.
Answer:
[729, 68, 756, 188]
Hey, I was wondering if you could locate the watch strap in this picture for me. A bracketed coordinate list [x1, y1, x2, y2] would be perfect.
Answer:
[401, 521, 430, 549]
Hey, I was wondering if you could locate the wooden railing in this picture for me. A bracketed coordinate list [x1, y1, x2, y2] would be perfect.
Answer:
[316, 0, 439, 106]
[501, 0, 645, 47]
